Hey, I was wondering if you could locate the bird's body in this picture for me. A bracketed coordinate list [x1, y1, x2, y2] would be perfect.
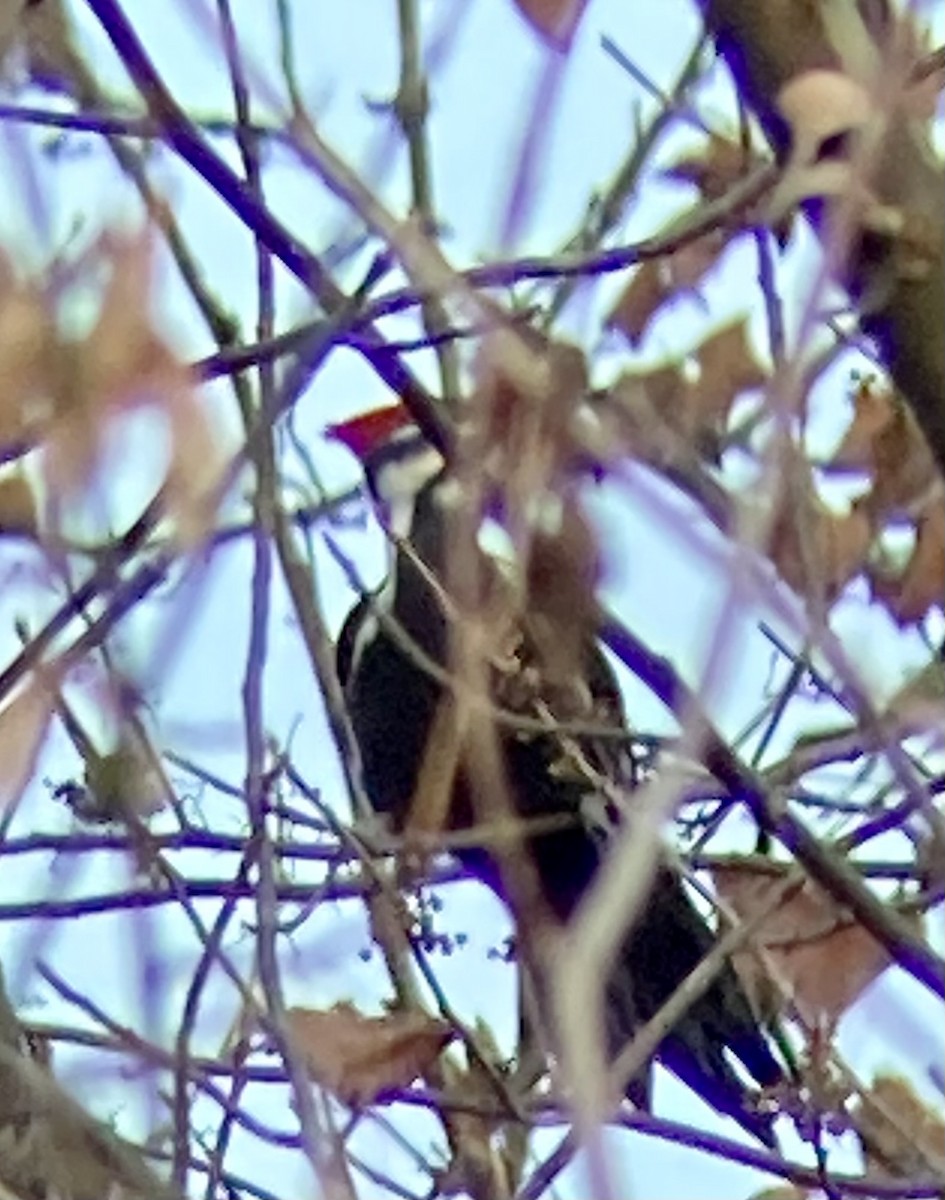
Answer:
[333, 411, 783, 1145]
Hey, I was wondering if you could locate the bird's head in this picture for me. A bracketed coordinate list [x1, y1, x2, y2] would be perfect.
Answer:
[326, 404, 445, 538]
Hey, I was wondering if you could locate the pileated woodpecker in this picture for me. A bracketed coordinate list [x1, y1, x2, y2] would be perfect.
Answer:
[331, 406, 783, 1146]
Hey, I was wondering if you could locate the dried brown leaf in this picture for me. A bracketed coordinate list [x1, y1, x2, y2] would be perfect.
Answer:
[80, 230, 184, 413]
[663, 134, 764, 202]
[684, 317, 767, 437]
[831, 382, 938, 514]
[633, 362, 686, 414]
[608, 232, 727, 347]
[608, 260, 669, 347]
[869, 499, 945, 625]
[0, 676, 57, 809]
[713, 862, 923, 1029]
[41, 384, 101, 499]
[41, 228, 205, 511]
[857, 1073, 945, 1178]
[0, 268, 52, 440]
[22, 0, 85, 94]
[286, 1004, 453, 1105]
[163, 389, 224, 548]
[666, 233, 728, 293]
[829, 381, 898, 471]
[473, 332, 589, 561]
[475, 331, 586, 466]
[871, 421, 938, 517]
[697, 317, 767, 396]
[511, 0, 589, 50]
[768, 495, 874, 600]
[604, 366, 705, 470]
[0, 469, 38, 535]
[612, 362, 692, 427]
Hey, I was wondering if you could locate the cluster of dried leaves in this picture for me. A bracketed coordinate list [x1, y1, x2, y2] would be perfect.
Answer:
[604, 119, 944, 623]
[608, 132, 771, 349]
[0, 230, 221, 544]
[275, 855, 945, 1190]
[760, 377, 943, 619]
[824, 380, 944, 621]
[0, 229, 224, 816]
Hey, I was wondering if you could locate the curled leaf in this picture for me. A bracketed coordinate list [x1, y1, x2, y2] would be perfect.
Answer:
[713, 861, 923, 1029]
[680, 318, 767, 445]
[827, 381, 937, 514]
[608, 231, 727, 347]
[869, 499, 945, 625]
[285, 1004, 454, 1105]
[768, 494, 874, 601]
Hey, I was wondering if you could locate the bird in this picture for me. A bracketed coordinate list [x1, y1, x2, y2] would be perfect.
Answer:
[330, 404, 784, 1146]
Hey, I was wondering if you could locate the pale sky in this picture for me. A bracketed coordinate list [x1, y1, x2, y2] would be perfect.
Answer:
[0, 2, 942, 1199]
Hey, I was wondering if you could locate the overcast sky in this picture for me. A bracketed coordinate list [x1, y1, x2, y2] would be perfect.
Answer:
[0, 2, 942, 1198]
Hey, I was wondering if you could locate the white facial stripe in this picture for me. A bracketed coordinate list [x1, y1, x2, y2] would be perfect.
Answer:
[372, 444, 444, 538]
[345, 442, 443, 676]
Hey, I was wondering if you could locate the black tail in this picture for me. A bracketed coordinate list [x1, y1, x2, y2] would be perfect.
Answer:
[608, 863, 782, 1147]
[520, 821, 781, 1146]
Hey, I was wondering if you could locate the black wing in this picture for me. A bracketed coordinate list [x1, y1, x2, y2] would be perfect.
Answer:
[337, 480, 782, 1145]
